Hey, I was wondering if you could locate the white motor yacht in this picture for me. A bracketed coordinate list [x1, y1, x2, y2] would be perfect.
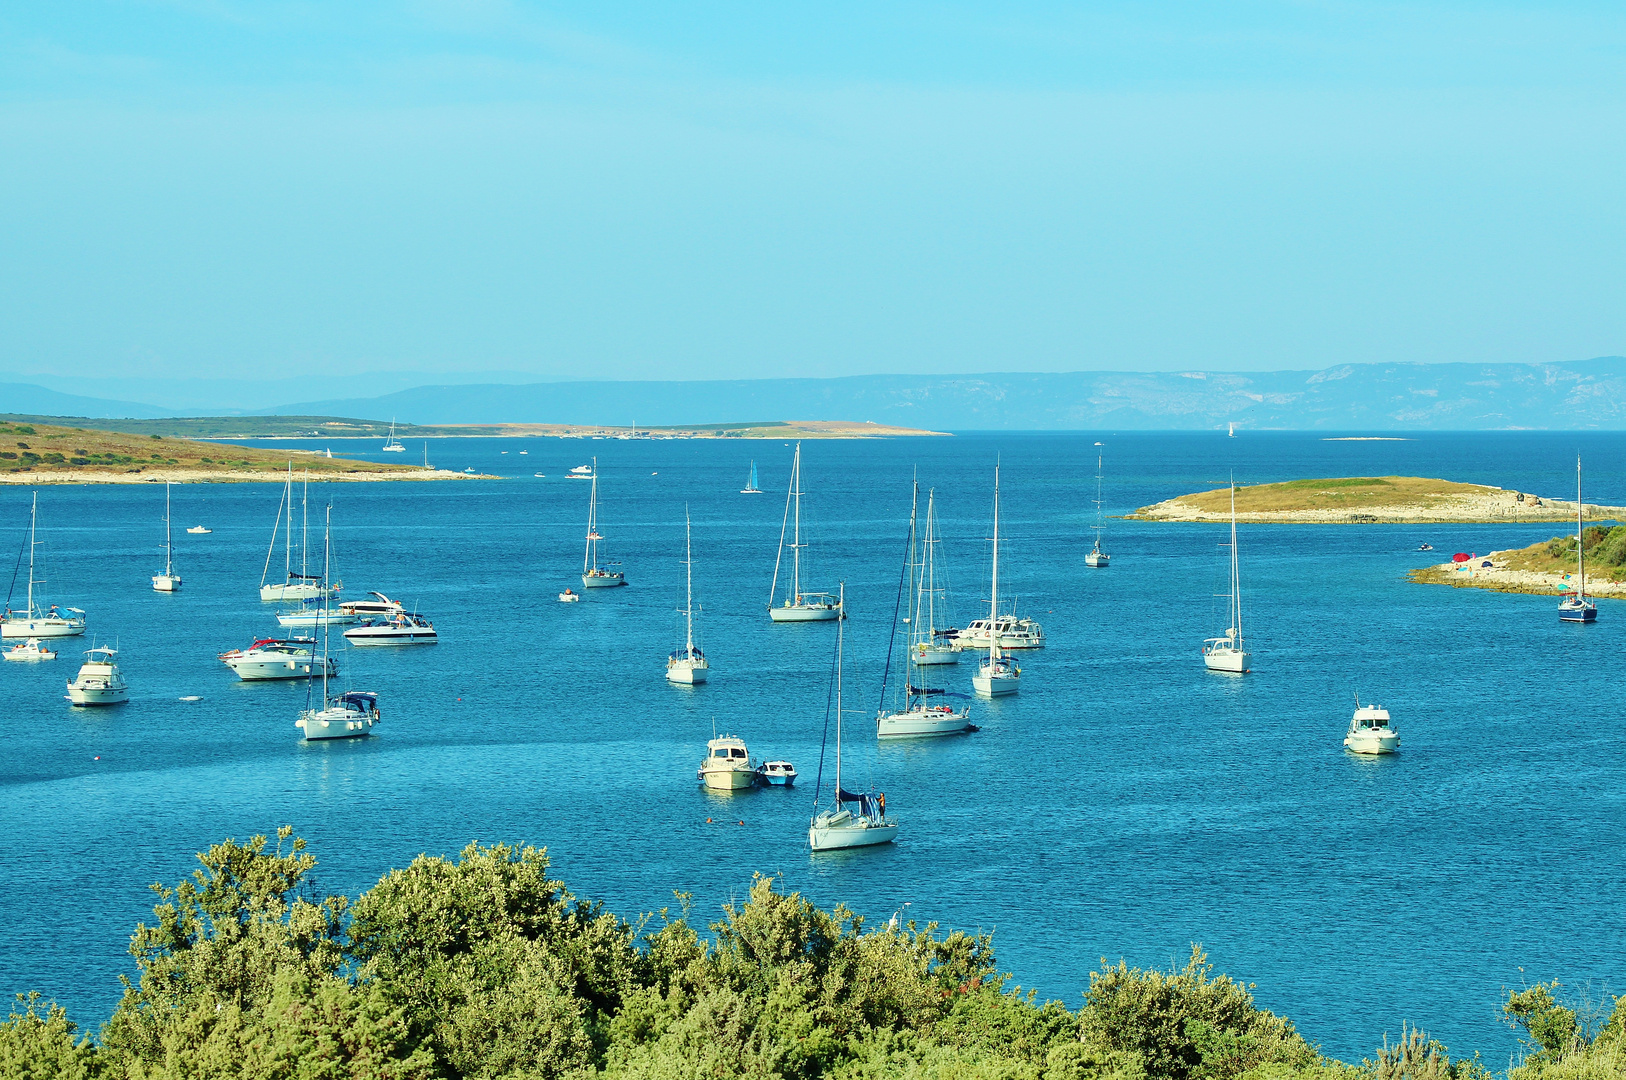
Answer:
[2, 494, 87, 639]
[568, 464, 594, 478]
[66, 647, 128, 705]
[297, 690, 380, 740]
[810, 585, 898, 850]
[1202, 480, 1251, 673]
[152, 483, 182, 592]
[1344, 699, 1400, 754]
[667, 509, 709, 684]
[343, 612, 437, 645]
[768, 443, 841, 621]
[187, 526, 212, 534]
[697, 735, 756, 790]
[952, 614, 1045, 651]
[220, 638, 336, 681]
[338, 592, 405, 619]
[4, 638, 56, 662]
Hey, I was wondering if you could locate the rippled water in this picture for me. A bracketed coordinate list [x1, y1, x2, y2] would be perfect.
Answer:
[3, 431, 1623, 1064]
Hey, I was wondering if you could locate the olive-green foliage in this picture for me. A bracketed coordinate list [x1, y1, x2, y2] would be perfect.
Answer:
[1, 829, 1593, 1080]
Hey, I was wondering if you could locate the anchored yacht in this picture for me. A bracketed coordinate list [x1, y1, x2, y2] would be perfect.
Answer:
[66, 647, 128, 705]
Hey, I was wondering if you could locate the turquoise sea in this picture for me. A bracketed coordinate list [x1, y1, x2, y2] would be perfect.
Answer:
[3, 431, 1624, 1064]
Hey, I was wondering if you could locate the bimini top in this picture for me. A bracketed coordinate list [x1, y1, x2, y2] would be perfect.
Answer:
[669, 647, 705, 662]
[82, 646, 118, 661]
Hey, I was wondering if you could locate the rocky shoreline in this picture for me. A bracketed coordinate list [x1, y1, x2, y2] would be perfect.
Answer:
[0, 467, 491, 485]
[1409, 553, 1626, 596]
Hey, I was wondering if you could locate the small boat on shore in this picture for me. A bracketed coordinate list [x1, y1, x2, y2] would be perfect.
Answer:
[1344, 697, 1399, 754]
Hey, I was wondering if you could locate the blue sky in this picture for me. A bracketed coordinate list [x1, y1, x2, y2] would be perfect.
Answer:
[3, 2, 1624, 385]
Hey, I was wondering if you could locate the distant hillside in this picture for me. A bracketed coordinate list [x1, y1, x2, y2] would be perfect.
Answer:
[0, 383, 176, 419]
[259, 357, 1626, 430]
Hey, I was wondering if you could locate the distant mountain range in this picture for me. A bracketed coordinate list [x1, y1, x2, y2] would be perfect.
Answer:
[8, 357, 1626, 429]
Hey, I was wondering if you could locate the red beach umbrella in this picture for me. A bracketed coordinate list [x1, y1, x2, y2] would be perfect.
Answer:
[1452, 552, 1471, 562]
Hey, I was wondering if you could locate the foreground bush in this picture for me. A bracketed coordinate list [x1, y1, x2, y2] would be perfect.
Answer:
[0, 829, 1605, 1079]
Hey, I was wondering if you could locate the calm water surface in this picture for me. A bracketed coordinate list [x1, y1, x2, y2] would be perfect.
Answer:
[2, 431, 1623, 1064]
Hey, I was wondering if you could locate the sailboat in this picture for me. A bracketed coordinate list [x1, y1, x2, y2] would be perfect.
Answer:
[259, 466, 340, 601]
[382, 419, 405, 452]
[768, 443, 840, 621]
[741, 460, 763, 494]
[422, 443, 432, 470]
[581, 458, 626, 587]
[152, 482, 182, 591]
[810, 584, 898, 850]
[878, 483, 973, 738]
[972, 464, 1020, 697]
[667, 509, 709, 684]
[1085, 444, 1110, 568]
[1560, 456, 1597, 622]
[296, 506, 380, 741]
[1202, 479, 1251, 672]
[2, 494, 86, 639]
[912, 487, 958, 666]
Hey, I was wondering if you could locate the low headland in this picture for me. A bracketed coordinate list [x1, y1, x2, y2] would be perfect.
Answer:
[0, 419, 480, 484]
[0, 828, 1603, 1079]
[1131, 476, 1626, 524]
[1411, 526, 1626, 596]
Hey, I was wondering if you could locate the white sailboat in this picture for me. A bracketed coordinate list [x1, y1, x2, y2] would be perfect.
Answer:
[1559, 456, 1597, 622]
[879, 483, 973, 738]
[667, 509, 708, 684]
[810, 584, 898, 850]
[768, 443, 840, 621]
[382, 419, 405, 452]
[259, 466, 340, 601]
[581, 458, 626, 588]
[1085, 444, 1110, 568]
[972, 464, 1020, 697]
[2, 493, 86, 639]
[1202, 479, 1251, 673]
[296, 506, 379, 740]
[422, 443, 432, 470]
[912, 487, 959, 666]
[152, 482, 182, 592]
[741, 460, 763, 494]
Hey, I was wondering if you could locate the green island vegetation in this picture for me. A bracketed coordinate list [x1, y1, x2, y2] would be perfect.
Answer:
[0, 419, 426, 480]
[2, 829, 1615, 1079]
[1131, 477, 1620, 524]
[1410, 526, 1626, 591]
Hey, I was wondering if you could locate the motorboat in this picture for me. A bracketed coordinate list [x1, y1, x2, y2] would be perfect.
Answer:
[667, 509, 709, 685]
[1086, 444, 1110, 568]
[568, 464, 594, 478]
[2, 494, 87, 639]
[697, 735, 756, 790]
[297, 690, 380, 740]
[187, 526, 211, 534]
[911, 488, 958, 666]
[768, 443, 841, 622]
[381, 418, 405, 452]
[66, 647, 128, 705]
[810, 584, 898, 850]
[952, 614, 1044, 651]
[259, 466, 340, 601]
[878, 483, 975, 737]
[972, 464, 1020, 698]
[558, 589, 580, 602]
[343, 612, 437, 646]
[1344, 698, 1400, 754]
[1416, 543, 1432, 551]
[1560, 456, 1597, 623]
[220, 638, 336, 681]
[152, 482, 182, 592]
[756, 761, 797, 786]
[337, 592, 404, 619]
[581, 459, 627, 587]
[276, 603, 357, 628]
[741, 460, 763, 494]
[4, 638, 56, 662]
[1202, 479, 1252, 674]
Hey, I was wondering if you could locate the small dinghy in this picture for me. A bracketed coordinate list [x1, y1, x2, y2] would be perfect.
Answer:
[756, 761, 797, 786]
[4, 637, 56, 662]
[558, 588, 580, 602]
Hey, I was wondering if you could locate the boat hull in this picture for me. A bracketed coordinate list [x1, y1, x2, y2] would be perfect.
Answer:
[152, 574, 182, 592]
[582, 572, 626, 588]
[297, 711, 377, 740]
[226, 657, 335, 681]
[1203, 648, 1250, 673]
[2, 617, 86, 639]
[276, 611, 357, 628]
[67, 683, 127, 706]
[666, 660, 708, 684]
[912, 643, 959, 665]
[700, 767, 755, 790]
[757, 773, 795, 786]
[809, 818, 898, 850]
[343, 628, 437, 646]
[972, 672, 1019, 697]
[4, 640, 55, 662]
[877, 708, 974, 739]
[1558, 601, 1597, 622]
[769, 604, 841, 622]
[1345, 732, 1400, 754]
[260, 583, 337, 602]
[1085, 552, 1109, 568]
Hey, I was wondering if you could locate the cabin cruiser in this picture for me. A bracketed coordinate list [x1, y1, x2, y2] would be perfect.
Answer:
[952, 614, 1044, 651]
[697, 735, 756, 790]
[756, 760, 797, 786]
[187, 526, 212, 534]
[337, 592, 404, 619]
[569, 465, 594, 478]
[66, 647, 128, 705]
[1344, 700, 1400, 754]
[4, 637, 56, 662]
[219, 638, 336, 681]
[343, 611, 437, 645]
[296, 690, 379, 740]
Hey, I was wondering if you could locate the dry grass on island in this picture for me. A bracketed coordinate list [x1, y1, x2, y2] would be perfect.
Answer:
[0, 419, 480, 484]
[1411, 526, 1626, 596]
[1131, 475, 1626, 524]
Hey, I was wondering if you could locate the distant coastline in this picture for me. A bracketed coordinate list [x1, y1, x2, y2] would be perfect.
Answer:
[1132, 475, 1626, 524]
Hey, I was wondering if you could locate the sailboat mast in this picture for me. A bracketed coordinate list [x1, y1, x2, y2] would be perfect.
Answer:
[320, 505, 331, 703]
[284, 463, 292, 582]
[1230, 480, 1242, 641]
[791, 444, 802, 599]
[989, 464, 1001, 665]
[1578, 456, 1585, 596]
[835, 581, 844, 796]
[164, 483, 173, 575]
[584, 460, 597, 575]
[301, 471, 309, 584]
[922, 490, 936, 638]
[26, 492, 36, 617]
[684, 508, 695, 654]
